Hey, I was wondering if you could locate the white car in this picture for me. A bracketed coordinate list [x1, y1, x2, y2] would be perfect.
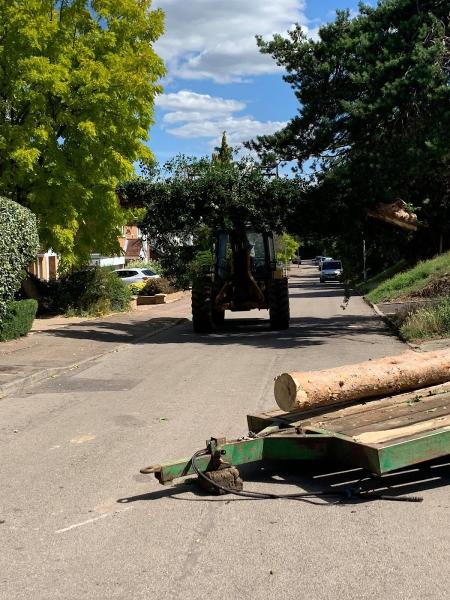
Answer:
[318, 256, 333, 270]
[114, 268, 160, 284]
[320, 260, 343, 282]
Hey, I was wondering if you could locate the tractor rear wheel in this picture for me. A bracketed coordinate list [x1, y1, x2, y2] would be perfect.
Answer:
[269, 278, 290, 329]
[192, 278, 214, 333]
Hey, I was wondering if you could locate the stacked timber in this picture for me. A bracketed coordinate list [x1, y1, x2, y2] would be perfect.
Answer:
[274, 349, 450, 412]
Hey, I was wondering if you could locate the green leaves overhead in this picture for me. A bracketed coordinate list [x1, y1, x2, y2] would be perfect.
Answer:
[119, 156, 301, 234]
[118, 156, 302, 284]
[0, 0, 165, 265]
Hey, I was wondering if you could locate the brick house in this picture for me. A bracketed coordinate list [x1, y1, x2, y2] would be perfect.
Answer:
[30, 225, 151, 280]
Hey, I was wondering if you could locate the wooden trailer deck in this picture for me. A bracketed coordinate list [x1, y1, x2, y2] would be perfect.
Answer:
[247, 382, 450, 474]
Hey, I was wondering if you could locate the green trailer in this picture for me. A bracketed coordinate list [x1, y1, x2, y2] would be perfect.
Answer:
[140, 382, 450, 498]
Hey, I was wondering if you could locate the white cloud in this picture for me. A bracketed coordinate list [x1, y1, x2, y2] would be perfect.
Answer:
[157, 90, 286, 147]
[156, 90, 245, 116]
[154, 0, 309, 82]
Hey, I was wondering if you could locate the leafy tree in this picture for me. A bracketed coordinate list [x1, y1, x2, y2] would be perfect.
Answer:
[247, 0, 450, 261]
[275, 233, 299, 264]
[0, 0, 165, 266]
[118, 156, 302, 285]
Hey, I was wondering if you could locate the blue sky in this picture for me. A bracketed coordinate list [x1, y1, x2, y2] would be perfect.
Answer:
[150, 0, 375, 164]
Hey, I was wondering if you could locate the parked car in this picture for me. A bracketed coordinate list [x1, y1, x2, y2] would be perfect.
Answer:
[291, 257, 301, 264]
[318, 256, 333, 270]
[114, 268, 160, 284]
[320, 260, 343, 283]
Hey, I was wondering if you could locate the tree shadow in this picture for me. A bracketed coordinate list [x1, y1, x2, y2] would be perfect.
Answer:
[41, 312, 391, 351]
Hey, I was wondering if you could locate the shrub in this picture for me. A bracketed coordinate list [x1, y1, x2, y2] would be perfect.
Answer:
[57, 267, 131, 316]
[129, 281, 147, 295]
[0, 299, 38, 341]
[188, 250, 214, 281]
[400, 297, 450, 342]
[140, 277, 176, 296]
[0, 197, 39, 320]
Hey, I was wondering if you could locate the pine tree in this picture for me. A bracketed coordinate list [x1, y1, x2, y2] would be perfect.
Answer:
[213, 132, 234, 164]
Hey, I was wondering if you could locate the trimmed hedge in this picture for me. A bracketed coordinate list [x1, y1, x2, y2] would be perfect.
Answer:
[0, 299, 38, 341]
[0, 197, 39, 320]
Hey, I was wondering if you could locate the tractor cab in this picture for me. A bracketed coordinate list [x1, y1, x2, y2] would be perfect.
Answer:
[192, 229, 290, 333]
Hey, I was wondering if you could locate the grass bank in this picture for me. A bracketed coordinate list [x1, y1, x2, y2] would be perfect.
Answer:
[356, 260, 407, 296]
[365, 251, 450, 304]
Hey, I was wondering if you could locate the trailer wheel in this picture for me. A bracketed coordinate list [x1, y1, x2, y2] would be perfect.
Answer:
[192, 278, 214, 333]
[269, 278, 290, 329]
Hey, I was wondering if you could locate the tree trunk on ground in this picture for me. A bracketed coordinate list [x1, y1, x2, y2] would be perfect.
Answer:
[274, 349, 450, 412]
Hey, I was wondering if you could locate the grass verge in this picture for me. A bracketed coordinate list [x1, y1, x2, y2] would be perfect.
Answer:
[400, 297, 450, 342]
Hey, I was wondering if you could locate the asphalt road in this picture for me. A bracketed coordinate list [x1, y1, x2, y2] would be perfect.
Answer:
[1, 262, 448, 600]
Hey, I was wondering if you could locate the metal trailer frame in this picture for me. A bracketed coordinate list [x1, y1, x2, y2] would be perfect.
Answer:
[141, 383, 450, 488]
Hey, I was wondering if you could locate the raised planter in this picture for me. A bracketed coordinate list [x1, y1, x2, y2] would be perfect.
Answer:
[137, 293, 166, 306]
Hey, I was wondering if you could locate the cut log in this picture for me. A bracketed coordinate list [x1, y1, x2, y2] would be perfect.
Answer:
[367, 199, 418, 231]
[274, 349, 450, 412]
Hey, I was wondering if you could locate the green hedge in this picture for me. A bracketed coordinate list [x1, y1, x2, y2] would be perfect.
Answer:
[0, 299, 38, 341]
[0, 197, 39, 320]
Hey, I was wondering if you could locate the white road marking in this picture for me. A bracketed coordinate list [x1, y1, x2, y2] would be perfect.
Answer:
[70, 434, 96, 444]
[55, 507, 132, 534]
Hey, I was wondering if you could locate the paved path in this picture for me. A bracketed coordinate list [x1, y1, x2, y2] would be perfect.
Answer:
[0, 295, 190, 396]
[0, 263, 448, 600]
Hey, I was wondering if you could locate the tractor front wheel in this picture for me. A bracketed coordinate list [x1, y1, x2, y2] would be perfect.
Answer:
[269, 278, 290, 330]
[192, 278, 214, 333]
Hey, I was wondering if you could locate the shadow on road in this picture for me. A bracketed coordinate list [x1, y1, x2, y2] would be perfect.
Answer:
[117, 457, 450, 505]
[37, 269, 384, 351]
[41, 312, 390, 350]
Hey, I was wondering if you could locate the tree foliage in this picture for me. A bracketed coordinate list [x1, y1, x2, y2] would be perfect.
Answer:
[275, 233, 298, 263]
[0, 197, 39, 321]
[118, 156, 302, 285]
[0, 0, 165, 265]
[247, 0, 450, 266]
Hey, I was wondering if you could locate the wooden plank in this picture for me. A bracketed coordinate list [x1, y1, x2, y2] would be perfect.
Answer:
[313, 393, 450, 435]
[336, 401, 450, 438]
[352, 418, 450, 445]
[247, 382, 450, 433]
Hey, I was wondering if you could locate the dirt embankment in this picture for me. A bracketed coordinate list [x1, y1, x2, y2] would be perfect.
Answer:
[405, 274, 450, 300]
